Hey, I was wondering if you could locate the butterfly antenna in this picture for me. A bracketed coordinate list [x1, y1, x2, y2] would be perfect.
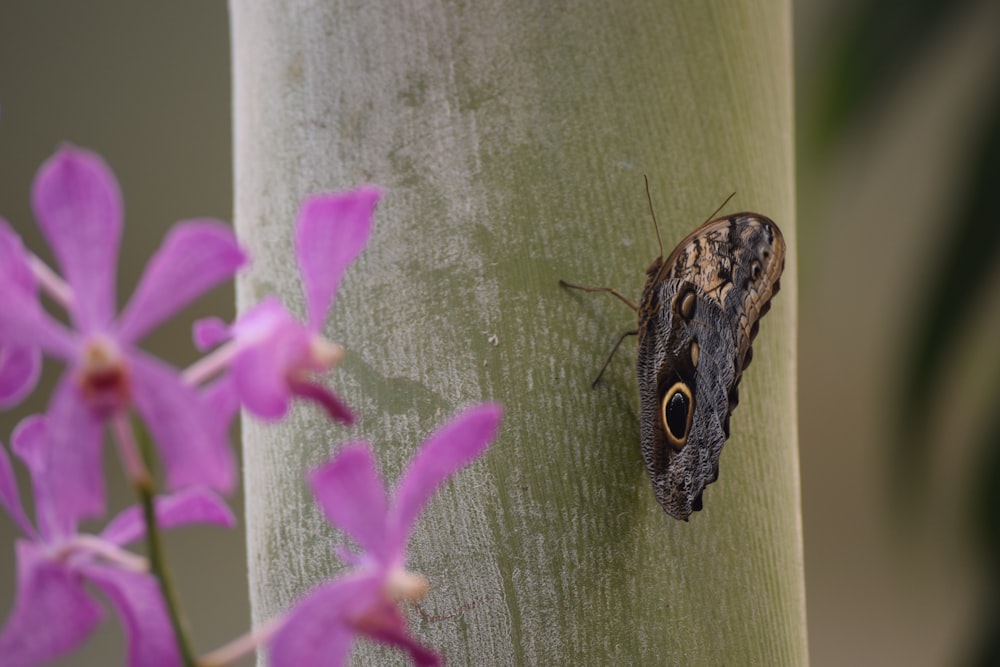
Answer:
[702, 191, 737, 226]
[644, 174, 664, 258]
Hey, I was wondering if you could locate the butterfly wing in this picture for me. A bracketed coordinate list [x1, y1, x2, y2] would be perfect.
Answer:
[637, 214, 785, 520]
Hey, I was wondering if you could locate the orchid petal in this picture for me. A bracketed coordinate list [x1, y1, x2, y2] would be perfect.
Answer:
[0, 345, 42, 408]
[362, 602, 441, 667]
[231, 342, 292, 419]
[268, 574, 376, 667]
[9, 415, 68, 541]
[129, 352, 235, 494]
[288, 377, 355, 425]
[0, 541, 104, 667]
[229, 296, 287, 340]
[0, 218, 36, 292]
[81, 565, 181, 667]
[335, 545, 363, 566]
[295, 187, 380, 331]
[9, 415, 47, 477]
[117, 221, 247, 344]
[44, 376, 107, 526]
[392, 404, 502, 544]
[101, 487, 236, 547]
[225, 299, 294, 412]
[230, 312, 309, 420]
[309, 443, 388, 557]
[193, 316, 230, 351]
[0, 277, 76, 358]
[0, 445, 34, 538]
[200, 374, 241, 438]
[31, 145, 122, 332]
[0, 220, 44, 405]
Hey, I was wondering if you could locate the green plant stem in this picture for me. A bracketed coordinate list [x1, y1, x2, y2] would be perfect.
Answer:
[137, 478, 198, 667]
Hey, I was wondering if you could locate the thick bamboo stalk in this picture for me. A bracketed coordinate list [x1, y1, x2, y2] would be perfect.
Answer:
[231, 1, 805, 664]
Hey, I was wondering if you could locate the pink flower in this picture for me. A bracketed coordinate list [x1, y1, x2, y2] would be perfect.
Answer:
[195, 187, 380, 425]
[0, 146, 247, 523]
[0, 219, 41, 408]
[268, 404, 503, 667]
[0, 416, 235, 667]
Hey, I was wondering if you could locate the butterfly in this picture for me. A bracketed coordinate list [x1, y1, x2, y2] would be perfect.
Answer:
[561, 181, 785, 520]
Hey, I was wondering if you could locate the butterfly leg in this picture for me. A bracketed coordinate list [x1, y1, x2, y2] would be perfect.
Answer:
[560, 279, 640, 386]
[591, 329, 638, 388]
[558, 279, 639, 312]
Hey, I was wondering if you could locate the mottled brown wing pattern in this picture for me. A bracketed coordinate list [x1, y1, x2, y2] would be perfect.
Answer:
[638, 213, 785, 519]
[560, 205, 785, 521]
[656, 214, 784, 368]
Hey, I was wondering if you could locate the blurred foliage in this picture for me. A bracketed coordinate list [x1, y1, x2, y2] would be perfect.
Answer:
[805, 0, 984, 154]
[967, 372, 1000, 667]
[809, 0, 1000, 664]
[898, 75, 1000, 493]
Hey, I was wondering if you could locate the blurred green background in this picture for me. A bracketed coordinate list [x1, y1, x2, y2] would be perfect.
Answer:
[1, 1, 999, 665]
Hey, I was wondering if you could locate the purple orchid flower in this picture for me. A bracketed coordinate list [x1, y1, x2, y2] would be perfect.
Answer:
[267, 403, 503, 667]
[0, 145, 247, 524]
[194, 186, 380, 425]
[0, 219, 41, 408]
[0, 416, 236, 667]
